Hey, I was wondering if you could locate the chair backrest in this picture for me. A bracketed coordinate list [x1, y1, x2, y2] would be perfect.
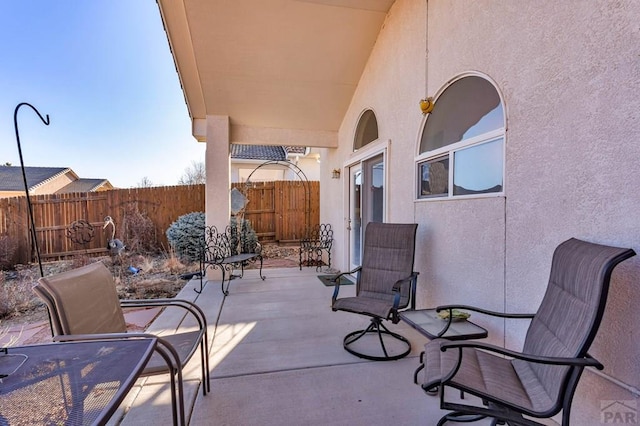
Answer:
[517, 238, 635, 406]
[32, 284, 63, 335]
[36, 262, 127, 335]
[303, 224, 333, 247]
[357, 222, 418, 308]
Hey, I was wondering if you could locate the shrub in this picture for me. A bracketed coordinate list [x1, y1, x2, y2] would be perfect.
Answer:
[121, 203, 158, 253]
[0, 235, 17, 270]
[166, 212, 205, 262]
[229, 216, 260, 255]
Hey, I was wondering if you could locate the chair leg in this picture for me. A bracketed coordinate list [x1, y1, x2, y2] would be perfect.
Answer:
[258, 256, 265, 280]
[439, 399, 543, 426]
[413, 351, 425, 384]
[194, 267, 205, 294]
[437, 411, 489, 426]
[221, 267, 228, 296]
[343, 317, 411, 361]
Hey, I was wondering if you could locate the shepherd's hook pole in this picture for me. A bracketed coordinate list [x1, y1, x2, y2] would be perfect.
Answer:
[13, 102, 50, 277]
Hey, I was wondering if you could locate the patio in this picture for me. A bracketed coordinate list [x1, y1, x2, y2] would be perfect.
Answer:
[151, 0, 640, 421]
[116, 267, 507, 425]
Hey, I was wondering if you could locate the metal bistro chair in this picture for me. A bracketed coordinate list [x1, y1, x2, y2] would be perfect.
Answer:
[299, 223, 333, 271]
[332, 222, 418, 361]
[33, 262, 210, 426]
[419, 238, 635, 426]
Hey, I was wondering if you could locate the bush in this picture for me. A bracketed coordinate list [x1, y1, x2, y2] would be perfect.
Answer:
[166, 212, 205, 262]
[229, 216, 260, 255]
[122, 203, 158, 253]
[0, 235, 17, 270]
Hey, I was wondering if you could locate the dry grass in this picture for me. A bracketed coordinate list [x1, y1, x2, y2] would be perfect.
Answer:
[0, 267, 41, 319]
[138, 256, 155, 273]
[162, 249, 185, 274]
[0, 253, 198, 323]
[1, 243, 298, 326]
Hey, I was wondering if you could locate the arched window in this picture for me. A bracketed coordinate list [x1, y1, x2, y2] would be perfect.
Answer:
[354, 109, 378, 151]
[417, 75, 505, 198]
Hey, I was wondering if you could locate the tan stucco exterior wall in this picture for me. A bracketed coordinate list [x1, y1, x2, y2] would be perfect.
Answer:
[231, 155, 320, 183]
[0, 191, 24, 198]
[32, 172, 75, 195]
[324, 0, 640, 422]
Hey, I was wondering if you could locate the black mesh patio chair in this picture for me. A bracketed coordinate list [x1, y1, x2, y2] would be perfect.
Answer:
[33, 262, 210, 426]
[331, 222, 418, 361]
[419, 237, 635, 425]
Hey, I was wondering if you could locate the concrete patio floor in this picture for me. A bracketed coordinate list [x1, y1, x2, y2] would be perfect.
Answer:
[119, 267, 500, 425]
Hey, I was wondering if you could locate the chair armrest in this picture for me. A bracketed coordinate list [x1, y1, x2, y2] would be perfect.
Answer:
[391, 272, 420, 314]
[435, 304, 535, 319]
[120, 298, 208, 330]
[331, 267, 361, 305]
[440, 340, 604, 370]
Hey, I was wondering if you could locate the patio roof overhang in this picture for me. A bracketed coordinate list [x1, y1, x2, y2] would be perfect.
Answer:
[157, 0, 394, 146]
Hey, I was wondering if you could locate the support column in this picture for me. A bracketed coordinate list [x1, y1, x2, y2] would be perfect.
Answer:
[203, 115, 231, 283]
[205, 115, 231, 231]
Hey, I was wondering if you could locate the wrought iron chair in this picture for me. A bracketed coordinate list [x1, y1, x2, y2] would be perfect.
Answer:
[33, 262, 210, 426]
[299, 223, 333, 271]
[332, 222, 418, 361]
[419, 238, 635, 425]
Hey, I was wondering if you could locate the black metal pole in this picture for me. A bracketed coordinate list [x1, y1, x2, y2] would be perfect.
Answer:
[13, 102, 50, 278]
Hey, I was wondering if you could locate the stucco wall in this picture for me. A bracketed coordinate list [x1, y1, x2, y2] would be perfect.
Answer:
[32, 172, 75, 195]
[325, 0, 640, 422]
[322, 0, 426, 273]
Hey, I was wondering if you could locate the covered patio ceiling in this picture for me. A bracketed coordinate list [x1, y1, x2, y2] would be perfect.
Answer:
[157, 0, 395, 142]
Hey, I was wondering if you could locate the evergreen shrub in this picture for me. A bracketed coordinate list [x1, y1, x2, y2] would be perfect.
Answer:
[166, 212, 205, 262]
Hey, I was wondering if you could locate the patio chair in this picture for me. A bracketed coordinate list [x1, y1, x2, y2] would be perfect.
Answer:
[331, 222, 418, 361]
[419, 237, 635, 425]
[33, 262, 210, 426]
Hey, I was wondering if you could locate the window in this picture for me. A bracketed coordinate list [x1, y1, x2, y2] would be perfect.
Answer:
[418, 156, 449, 198]
[417, 75, 505, 199]
[354, 109, 378, 151]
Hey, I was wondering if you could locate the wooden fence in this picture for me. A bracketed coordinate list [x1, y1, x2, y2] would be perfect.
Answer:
[0, 185, 206, 264]
[233, 180, 320, 243]
[0, 181, 319, 264]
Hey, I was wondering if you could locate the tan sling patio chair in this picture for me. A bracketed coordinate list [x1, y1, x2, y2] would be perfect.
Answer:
[33, 262, 210, 426]
[418, 237, 635, 425]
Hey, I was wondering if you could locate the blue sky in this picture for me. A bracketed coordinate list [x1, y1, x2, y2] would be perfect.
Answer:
[0, 1, 205, 188]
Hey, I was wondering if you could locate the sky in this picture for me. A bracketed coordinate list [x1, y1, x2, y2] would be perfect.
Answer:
[0, 1, 206, 188]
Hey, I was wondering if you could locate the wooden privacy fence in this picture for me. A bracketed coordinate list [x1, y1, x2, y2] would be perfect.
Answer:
[233, 180, 320, 243]
[0, 185, 206, 264]
[0, 181, 319, 264]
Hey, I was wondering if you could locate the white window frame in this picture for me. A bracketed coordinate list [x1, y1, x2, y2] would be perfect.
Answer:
[415, 74, 506, 201]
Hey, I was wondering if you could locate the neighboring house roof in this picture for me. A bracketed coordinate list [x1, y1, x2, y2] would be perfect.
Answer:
[231, 144, 287, 161]
[0, 166, 113, 195]
[56, 179, 113, 194]
[0, 166, 73, 192]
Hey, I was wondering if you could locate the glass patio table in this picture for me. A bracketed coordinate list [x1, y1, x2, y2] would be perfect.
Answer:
[399, 308, 488, 341]
[0, 338, 156, 425]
